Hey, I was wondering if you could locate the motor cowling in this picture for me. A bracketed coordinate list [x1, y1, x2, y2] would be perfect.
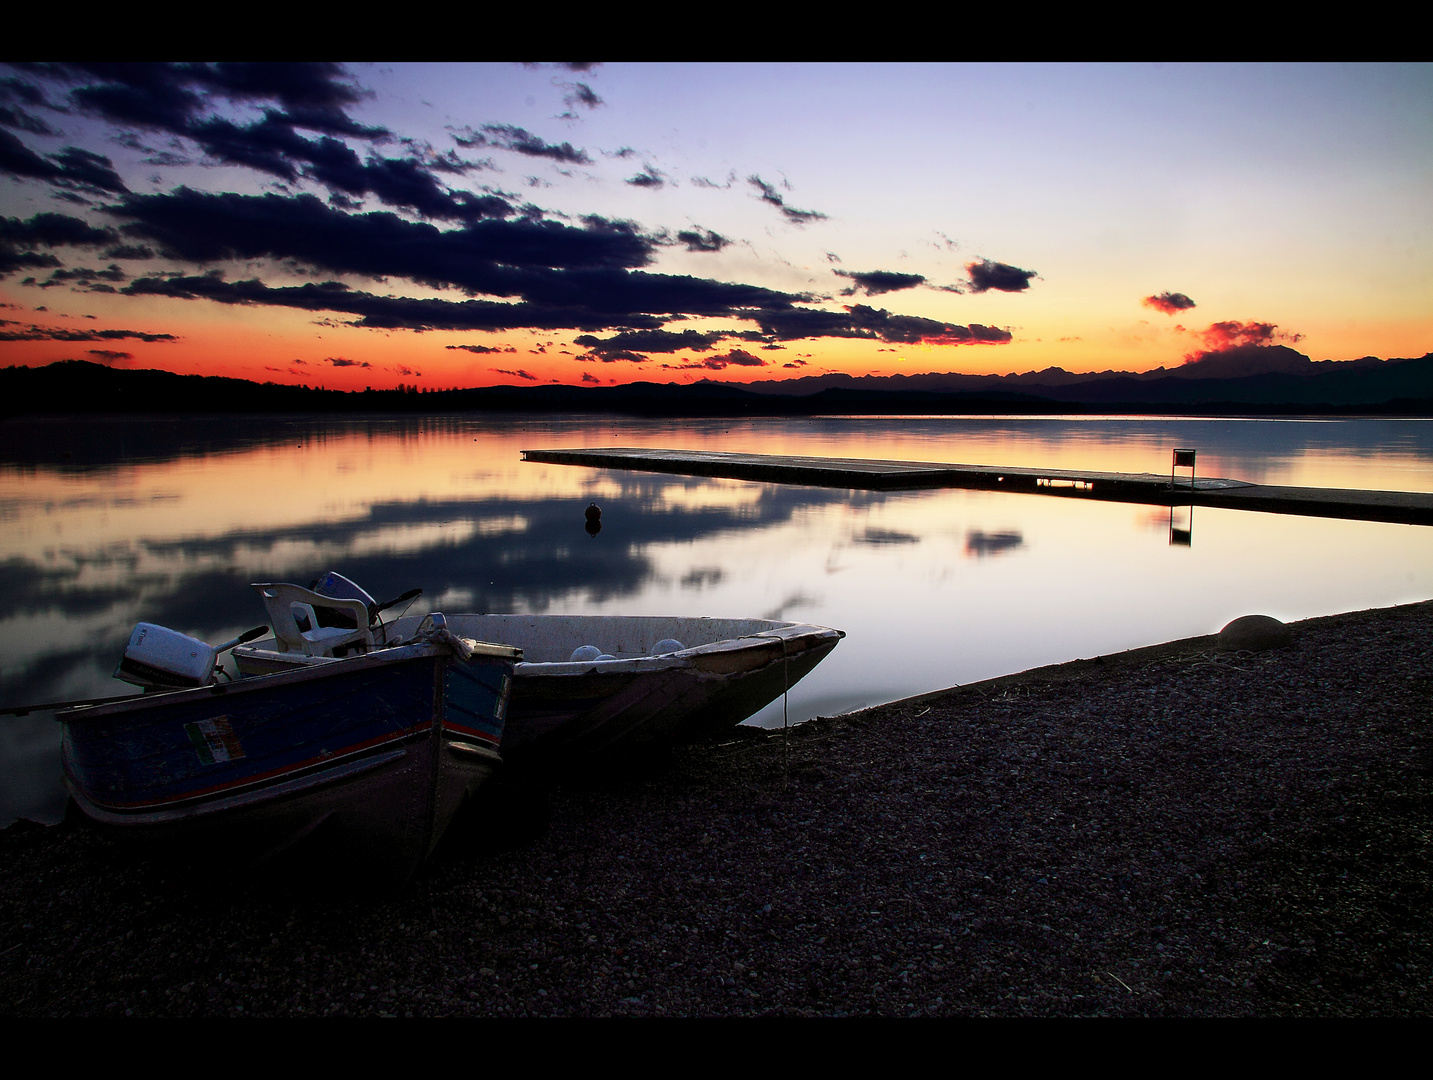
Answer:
[114, 623, 217, 689]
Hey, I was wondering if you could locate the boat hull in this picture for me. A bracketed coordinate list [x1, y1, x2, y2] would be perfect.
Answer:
[235, 616, 843, 763]
[63, 641, 517, 885]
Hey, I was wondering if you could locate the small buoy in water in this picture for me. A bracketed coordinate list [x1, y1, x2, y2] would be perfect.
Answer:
[584, 502, 602, 538]
[570, 645, 602, 662]
[651, 638, 684, 655]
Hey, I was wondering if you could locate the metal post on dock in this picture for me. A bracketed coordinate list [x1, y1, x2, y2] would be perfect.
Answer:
[1171, 448, 1196, 491]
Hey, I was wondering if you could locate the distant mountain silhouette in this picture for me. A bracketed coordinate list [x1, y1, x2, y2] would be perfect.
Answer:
[717, 345, 1426, 396]
[4, 347, 1432, 417]
[696, 346, 1433, 410]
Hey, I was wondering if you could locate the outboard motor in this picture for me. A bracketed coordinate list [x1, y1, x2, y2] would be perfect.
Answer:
[313, 571, 422, 632]
[312, 570, 377, 611]
[115, 623, 268, 690]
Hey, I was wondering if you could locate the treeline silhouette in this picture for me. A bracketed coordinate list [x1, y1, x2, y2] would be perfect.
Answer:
[5, 358, 1433, 419]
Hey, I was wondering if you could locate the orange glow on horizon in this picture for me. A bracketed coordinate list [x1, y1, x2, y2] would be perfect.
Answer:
[5, 283, 1430, 392]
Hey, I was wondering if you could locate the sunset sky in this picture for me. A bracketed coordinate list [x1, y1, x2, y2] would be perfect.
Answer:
[2, 62, 1430, 392]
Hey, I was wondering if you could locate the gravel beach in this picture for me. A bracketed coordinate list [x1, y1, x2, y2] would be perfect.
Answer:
[3, 600, 1430, 1018]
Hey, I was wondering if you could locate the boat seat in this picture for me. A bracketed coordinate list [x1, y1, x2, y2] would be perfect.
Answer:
[252, 582, 374, 657]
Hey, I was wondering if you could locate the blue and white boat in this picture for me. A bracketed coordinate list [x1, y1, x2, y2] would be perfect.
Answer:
[62, 616, 519, 885]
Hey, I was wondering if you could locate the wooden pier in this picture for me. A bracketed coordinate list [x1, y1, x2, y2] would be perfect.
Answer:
[521, 447, 1433, 526]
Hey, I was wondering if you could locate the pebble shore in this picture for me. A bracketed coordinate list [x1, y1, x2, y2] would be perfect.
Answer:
[3, 600, 1430, 1017]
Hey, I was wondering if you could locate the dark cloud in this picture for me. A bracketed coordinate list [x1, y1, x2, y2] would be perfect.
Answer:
[121, 272, 673, 333]
[460, 124, 592, 166]
[32, 263, 127, 290]
[705, 348, 764, 368]
[102, 243, 153, 260]
[4, 64, 526, 228]
[414, 145, 494, 175]
[561, 82, 603, 110]
[589, 348, 648, 363]
[49, 62, 379, 138]
[110, 190, 805, 333]
[112, 131, 193, 168]
[63, 65, 207, 131]
[1, 211, 119, 276]
[626, 164, 666, 189]
[0, 129, 128, 195]
[446, 343, 517, 354]
[176, 116, 512, 223]
[833, 269, 926, 296]
[747, 175, 827, 225]
[956, 324, 1012, 344]
[324, 356, 369, 367]
[662, 348, 767, 372]
[0, 74, 57, 135]
[747, 303, 1012, 346]
[86, 349, 132, 362]
[966, 258, 1036, 293]
[2, 66, 538, 236]
[0, 248, 60, 275]
[0, 322, 177, 343]
[675, 228, 728, 253]
[1143, 291, 1196, 315]
[690, 172, 735, 190]
[107, 190, 654, 278]
[3, 64, 516, 224]
[574, 328, 717, 359]
[1, 211, 117, 249]
[492, 368, 538, 380]
[50, 146, 129, 194]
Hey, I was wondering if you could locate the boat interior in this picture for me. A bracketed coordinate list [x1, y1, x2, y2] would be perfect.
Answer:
[384, 614, 807, 664]
[234, 573, 833, 672]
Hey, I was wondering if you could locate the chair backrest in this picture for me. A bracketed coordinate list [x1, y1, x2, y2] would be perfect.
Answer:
[251, 582, 372, 655]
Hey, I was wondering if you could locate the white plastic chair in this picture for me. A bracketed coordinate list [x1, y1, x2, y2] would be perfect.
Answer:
[252, 582, 374, 657]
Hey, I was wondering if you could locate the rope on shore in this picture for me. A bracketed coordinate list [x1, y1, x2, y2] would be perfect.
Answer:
[781, 635, 790, 785]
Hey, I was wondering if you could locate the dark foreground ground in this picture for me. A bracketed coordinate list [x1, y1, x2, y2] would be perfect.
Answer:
[2, 601, 1430, 1017]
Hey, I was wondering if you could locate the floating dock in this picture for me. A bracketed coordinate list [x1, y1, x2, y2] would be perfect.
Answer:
[521, 447, 1433, 526]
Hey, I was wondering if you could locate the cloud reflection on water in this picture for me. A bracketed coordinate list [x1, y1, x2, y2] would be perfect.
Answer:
[0, 459, 858, 704]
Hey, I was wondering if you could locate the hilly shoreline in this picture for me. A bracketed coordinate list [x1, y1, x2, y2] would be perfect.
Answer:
[5, 346, 1433, 418]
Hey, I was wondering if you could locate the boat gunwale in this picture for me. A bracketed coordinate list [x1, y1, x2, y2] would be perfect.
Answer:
[68, 638, 521, 721]
[234, 616, 844, 676]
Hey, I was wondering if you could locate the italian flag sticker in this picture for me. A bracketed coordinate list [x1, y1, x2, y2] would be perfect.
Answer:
[185, 717, 245, 763]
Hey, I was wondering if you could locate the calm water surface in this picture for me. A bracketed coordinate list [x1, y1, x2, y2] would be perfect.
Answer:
[4, 413, 1432, 824]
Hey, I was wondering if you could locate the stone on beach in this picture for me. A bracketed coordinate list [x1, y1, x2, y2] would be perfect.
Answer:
[1218, 613, 1293, 652]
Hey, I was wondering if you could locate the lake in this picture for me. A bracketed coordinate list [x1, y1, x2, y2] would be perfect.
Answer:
[3, 412, 1431, 825]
